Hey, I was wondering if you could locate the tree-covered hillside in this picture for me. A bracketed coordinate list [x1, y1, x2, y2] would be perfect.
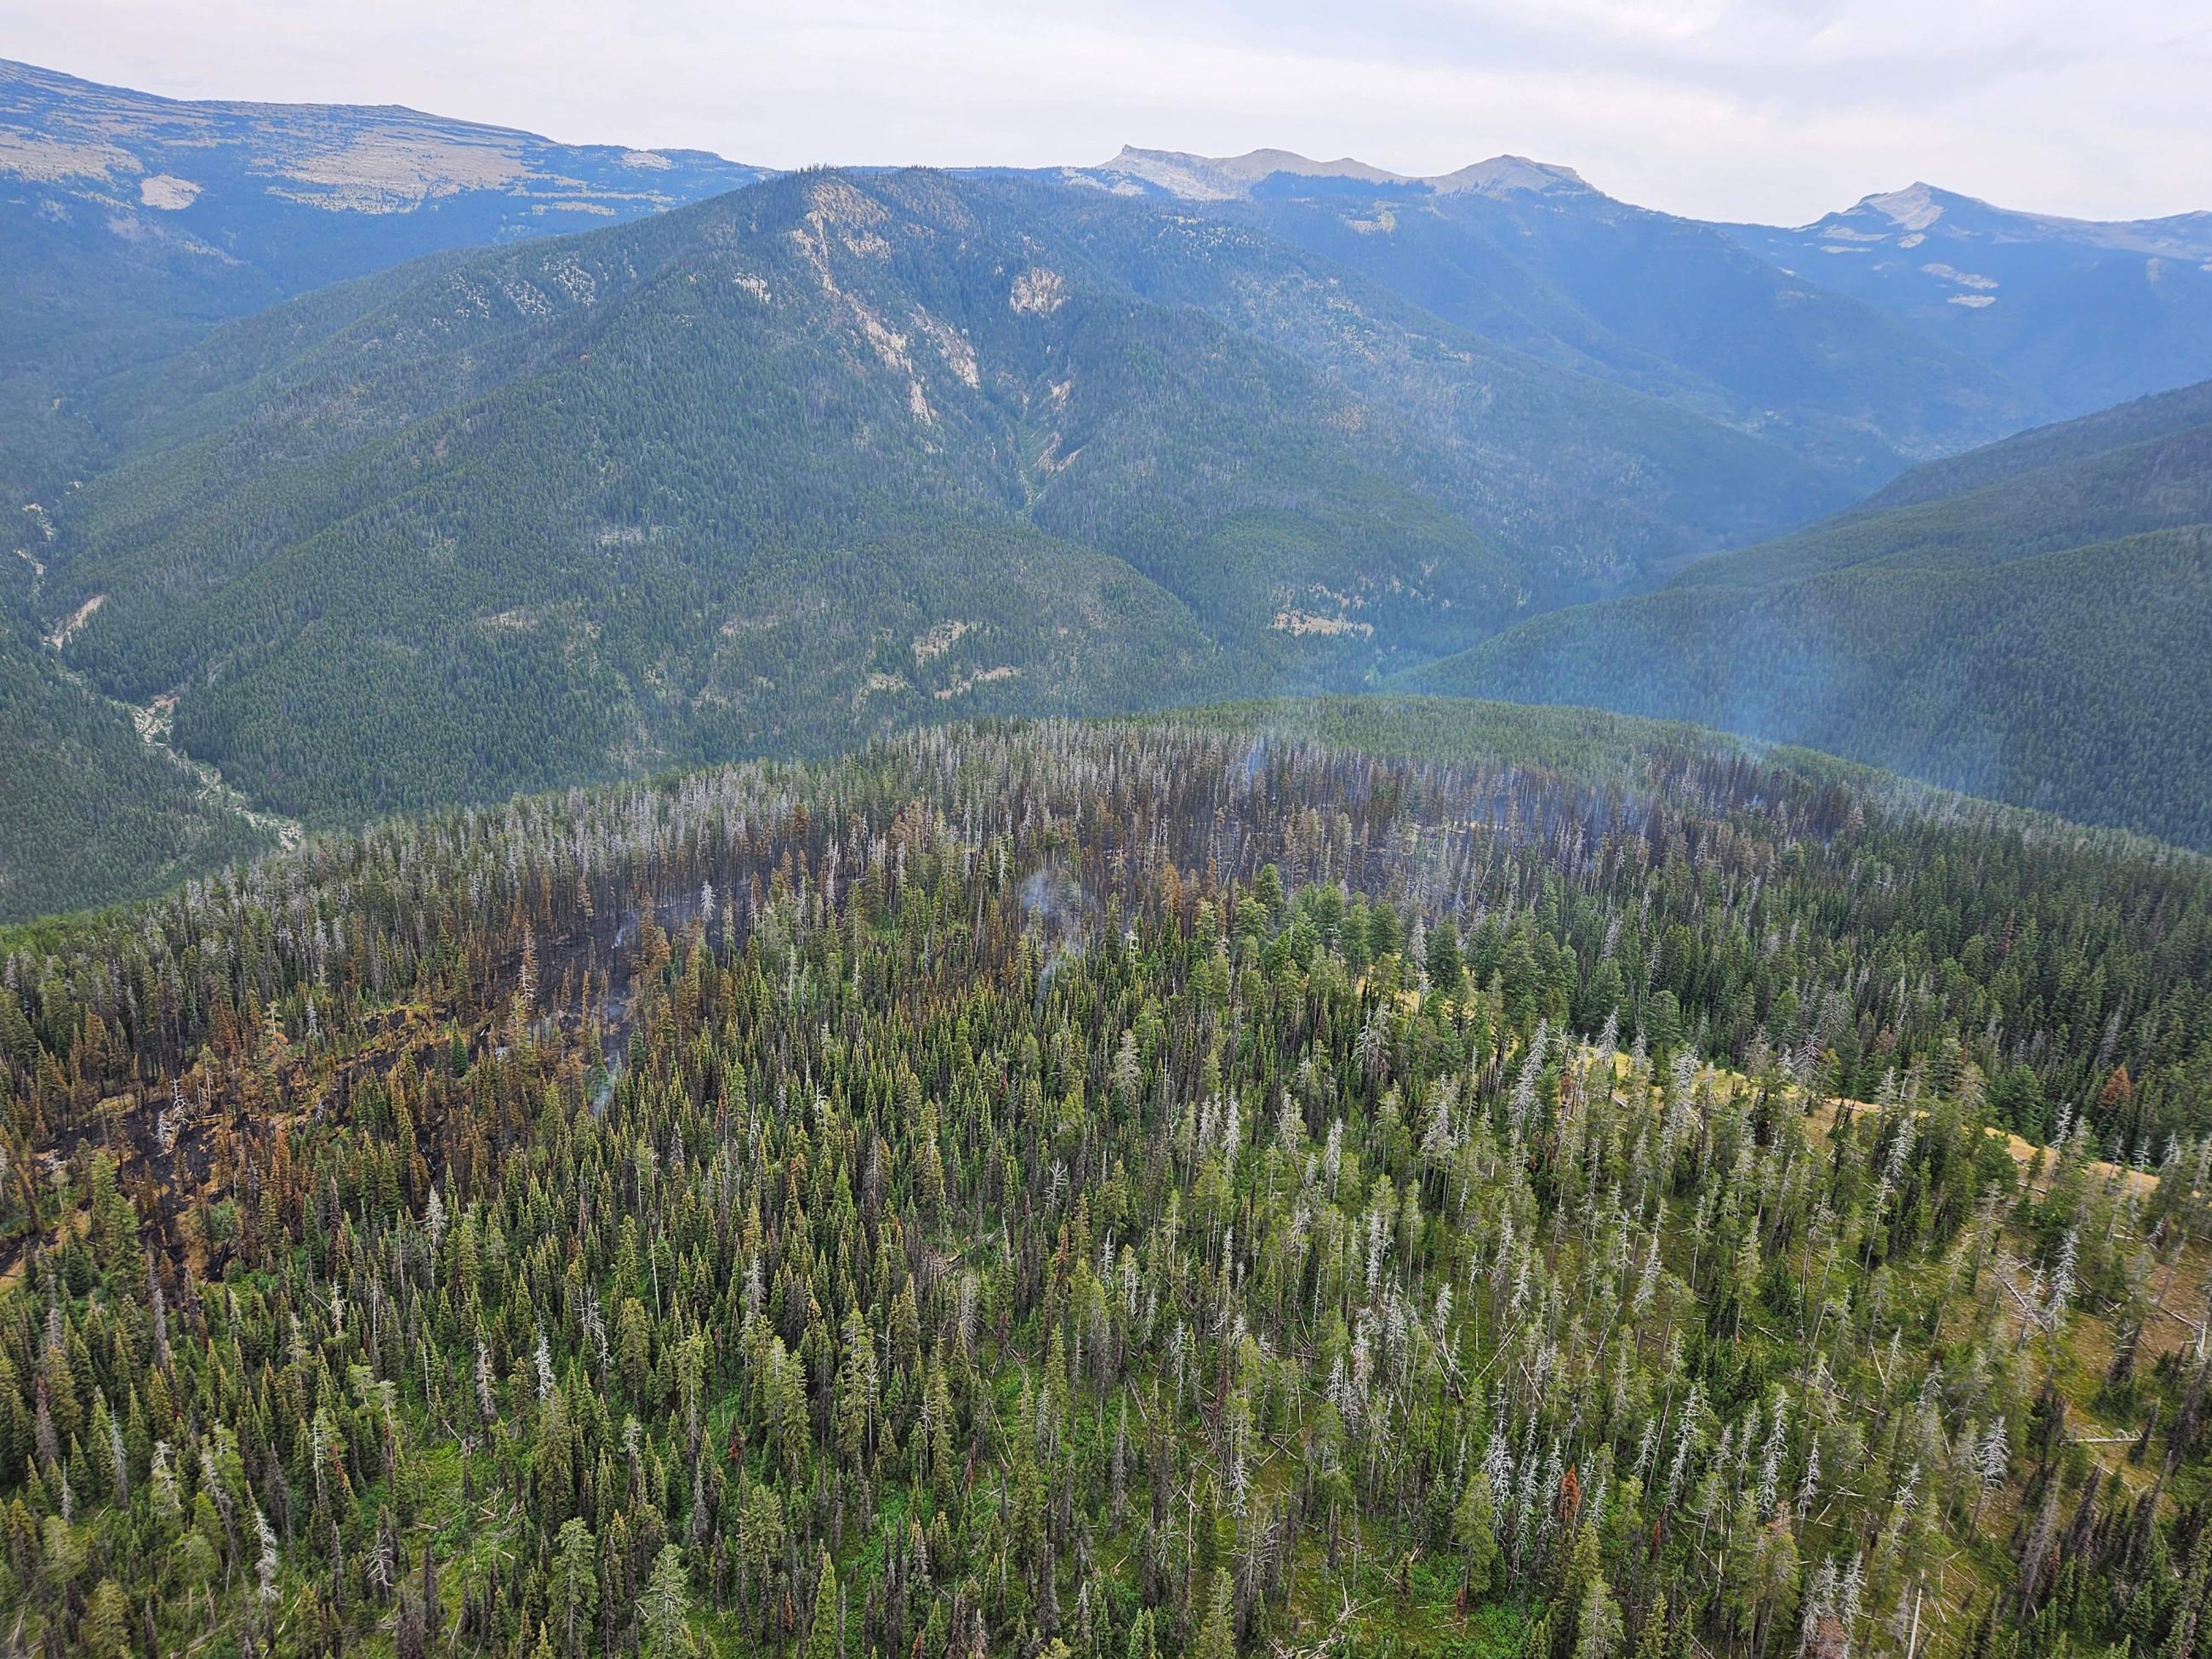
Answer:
[0, 615, 277, 924]
[1403, 387, 2212, 848]
[1840, 380, 2212, 516]
[990, 175, 1850, 584]
[28, 162, 1836, 835]
[1, 714, 2209, 1658]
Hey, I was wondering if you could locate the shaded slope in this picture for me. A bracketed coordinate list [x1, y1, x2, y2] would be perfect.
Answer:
[1846, 377, 2212, 513]
[1411, 527, 2212, 841]
[1671, 402, 2212, 593]
[1402, 387, 2212, 846]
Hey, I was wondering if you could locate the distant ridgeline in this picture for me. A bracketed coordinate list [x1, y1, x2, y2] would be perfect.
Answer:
[0, 717, 2209, 1657]
[0, 56, 765, 505]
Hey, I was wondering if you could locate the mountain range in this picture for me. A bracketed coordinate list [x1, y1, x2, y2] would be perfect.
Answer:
[1067, 146, 2212, 429]
[1058, 146, 2023, 501]
[4, 61, 2210, 918]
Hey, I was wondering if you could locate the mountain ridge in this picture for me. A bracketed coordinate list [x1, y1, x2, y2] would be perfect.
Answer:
[1812, 179, 2212, 258]
[30, 167, 1559, 825]
[1723, 178, 2212, 419]
[1058, 146, 2212, 428]
[0, 54, 769, 505]
[1077, 144, 1591, 200]
[1015, 156, 2026, 496]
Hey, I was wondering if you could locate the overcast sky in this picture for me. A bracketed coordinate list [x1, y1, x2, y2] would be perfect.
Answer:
[7, 0, 2208, 225]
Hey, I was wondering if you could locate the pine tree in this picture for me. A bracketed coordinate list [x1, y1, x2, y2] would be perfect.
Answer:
[81, 1578, 132, 1659]
[556, 1518, 599, 1658]
[641, 1545, 694, 1659]
[1194, 1567, 1237, 1659]
[1457, 1470, 1501, 1607]
[806, 1551, 841, 1659]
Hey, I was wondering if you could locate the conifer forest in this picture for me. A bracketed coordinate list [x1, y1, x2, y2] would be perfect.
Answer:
[3, 715, 2209, 1659]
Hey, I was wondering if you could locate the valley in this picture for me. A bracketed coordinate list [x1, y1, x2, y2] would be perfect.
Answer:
[1403, 383, 2212, 847]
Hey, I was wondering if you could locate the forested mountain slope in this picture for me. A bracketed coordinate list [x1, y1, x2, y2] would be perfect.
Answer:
[1047, 150, 2022, 494]
[1402, 387, 2212, 847]
[1841, 379, 2212, 516]
[28, 166, 1521, 821]
[25, 163, 1868, 842]
[2, 712, 2209, 1656]
[0, 58, 764, 505]
[990, 178, 1850, 582]
[13, 67, 2212, 923]
[1722, 183, 2212, 423]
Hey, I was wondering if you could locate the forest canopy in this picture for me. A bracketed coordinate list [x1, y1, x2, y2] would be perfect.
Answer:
[0, 710, 2208, 1659]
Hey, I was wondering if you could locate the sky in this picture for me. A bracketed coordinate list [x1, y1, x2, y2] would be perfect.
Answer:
[6, 0, 2209, 225]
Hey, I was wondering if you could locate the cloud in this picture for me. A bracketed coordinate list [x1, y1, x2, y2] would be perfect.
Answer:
[7, 0, 2207, 222]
